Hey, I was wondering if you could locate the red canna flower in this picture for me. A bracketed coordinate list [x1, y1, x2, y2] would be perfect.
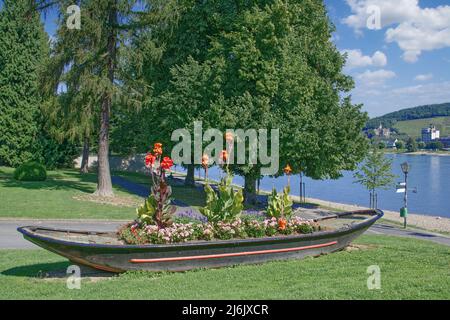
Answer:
[145, 153, 156, 167]
[161, 156, 174, 171]
[220, 150, 228, 162]
[284, 164, 292, 175]
[153, 142, 163, 156]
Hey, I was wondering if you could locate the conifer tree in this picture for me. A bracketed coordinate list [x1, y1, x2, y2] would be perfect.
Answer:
[0, 0, 49, 166]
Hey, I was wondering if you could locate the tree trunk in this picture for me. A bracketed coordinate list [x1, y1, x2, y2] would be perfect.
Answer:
[80, 136, 90, 174]
[95, 5, 116, 197]
[244, 174, 257, 205]
[185, 164, 195, 186]
[95, 96, 114, 197]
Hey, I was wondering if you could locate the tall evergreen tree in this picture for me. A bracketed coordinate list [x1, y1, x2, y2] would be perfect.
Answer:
[38, 0, 179, 196]
[0, 0, 49, 166]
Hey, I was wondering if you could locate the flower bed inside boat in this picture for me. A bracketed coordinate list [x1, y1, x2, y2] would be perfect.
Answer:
[118, 217, 321, 245]
[121, 141, 322, 246]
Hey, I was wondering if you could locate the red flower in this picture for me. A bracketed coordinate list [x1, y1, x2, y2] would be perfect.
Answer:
[161, 156, 174, 171]
[153, 142, 163, 156]
[278, 218, 287, 231]
[220, 150, 228, 162]
[145, 153, 156, 167]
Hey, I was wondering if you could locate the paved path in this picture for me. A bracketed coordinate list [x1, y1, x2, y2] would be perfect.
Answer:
[2, 176, 449, 249]
[1, 219, 126, 249]
[367, 223, 450, 247]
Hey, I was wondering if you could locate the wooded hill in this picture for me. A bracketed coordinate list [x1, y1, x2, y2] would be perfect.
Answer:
[366, 102, 450, 129]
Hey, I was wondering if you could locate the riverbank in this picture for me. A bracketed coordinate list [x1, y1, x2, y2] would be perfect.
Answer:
[292, 195, 450, 234]
[407, 151, 450, 157]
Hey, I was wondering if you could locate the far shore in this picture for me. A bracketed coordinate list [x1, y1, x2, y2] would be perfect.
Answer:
[385, 150, 450, 157]
[407, 151, 450, 157]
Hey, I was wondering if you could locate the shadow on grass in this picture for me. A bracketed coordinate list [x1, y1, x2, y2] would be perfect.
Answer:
[1, 179, 95, 194]
[2, 261, 115, 279]
[2, 261, 70, 278]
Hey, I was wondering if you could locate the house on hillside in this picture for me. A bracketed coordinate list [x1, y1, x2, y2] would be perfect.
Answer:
[422, 125, 440, 143]
[374, 124, 391, 138]
[380, 138, 398, 149]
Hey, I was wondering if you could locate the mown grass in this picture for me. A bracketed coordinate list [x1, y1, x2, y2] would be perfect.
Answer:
[0, 235, 449, 299]
[0, 167, 140, 220]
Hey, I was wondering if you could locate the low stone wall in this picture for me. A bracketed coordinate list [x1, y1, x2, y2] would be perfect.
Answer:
[74, 154, 148, 173]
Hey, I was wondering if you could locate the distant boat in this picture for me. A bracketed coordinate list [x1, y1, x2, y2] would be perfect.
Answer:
[17, 210, 383, 273]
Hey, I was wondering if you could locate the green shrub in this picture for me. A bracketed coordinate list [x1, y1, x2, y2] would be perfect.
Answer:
[13, 161, 47, 181]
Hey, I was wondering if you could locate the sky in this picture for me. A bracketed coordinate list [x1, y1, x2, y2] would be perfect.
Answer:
[324, 0, 450, 117]
[37, 0, 450, 118]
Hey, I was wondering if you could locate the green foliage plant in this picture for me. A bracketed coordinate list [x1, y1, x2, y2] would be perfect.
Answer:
[200, 150, 244, 225]
[266, 186, 293, 220]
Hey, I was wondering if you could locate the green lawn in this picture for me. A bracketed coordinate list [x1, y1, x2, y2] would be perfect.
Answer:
[394, 116, 450, 139]
[0, 235, 449, 299]
[0, 167, 140, 220]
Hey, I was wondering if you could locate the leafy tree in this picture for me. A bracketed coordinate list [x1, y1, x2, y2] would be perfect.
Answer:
[114, 0, 368, 204]
[426, 141, 443, 151]
[0, 0, 49, 166]
[406, 137, 418, 153]
[395, 140, 405, 150]
[354, 147, 396, 208]
[204, 0, 368, 203]
[418, 141, 426, 149]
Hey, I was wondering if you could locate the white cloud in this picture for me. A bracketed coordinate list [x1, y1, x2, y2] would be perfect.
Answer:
[343, 0, 450, 63]
[356, 69, 396, 86]
[342, 49, 387, 69]
[414, 73, 433, 81]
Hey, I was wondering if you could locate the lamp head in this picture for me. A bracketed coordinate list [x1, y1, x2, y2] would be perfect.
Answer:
[401, 162, 410, 174]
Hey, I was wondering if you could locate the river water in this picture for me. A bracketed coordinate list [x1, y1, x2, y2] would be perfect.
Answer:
[180, 154, 450, 218]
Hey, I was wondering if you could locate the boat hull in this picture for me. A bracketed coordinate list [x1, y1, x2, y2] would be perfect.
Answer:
[17, 210, 383, 273]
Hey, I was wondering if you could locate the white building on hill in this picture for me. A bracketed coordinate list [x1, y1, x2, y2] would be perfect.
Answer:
[421, 125, 440, 143]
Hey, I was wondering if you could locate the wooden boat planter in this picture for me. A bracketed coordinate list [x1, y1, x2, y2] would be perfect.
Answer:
[17, 209, 383, 273]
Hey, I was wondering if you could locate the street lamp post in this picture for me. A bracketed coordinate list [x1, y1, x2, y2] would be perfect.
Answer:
[400, 162, 410, 229]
